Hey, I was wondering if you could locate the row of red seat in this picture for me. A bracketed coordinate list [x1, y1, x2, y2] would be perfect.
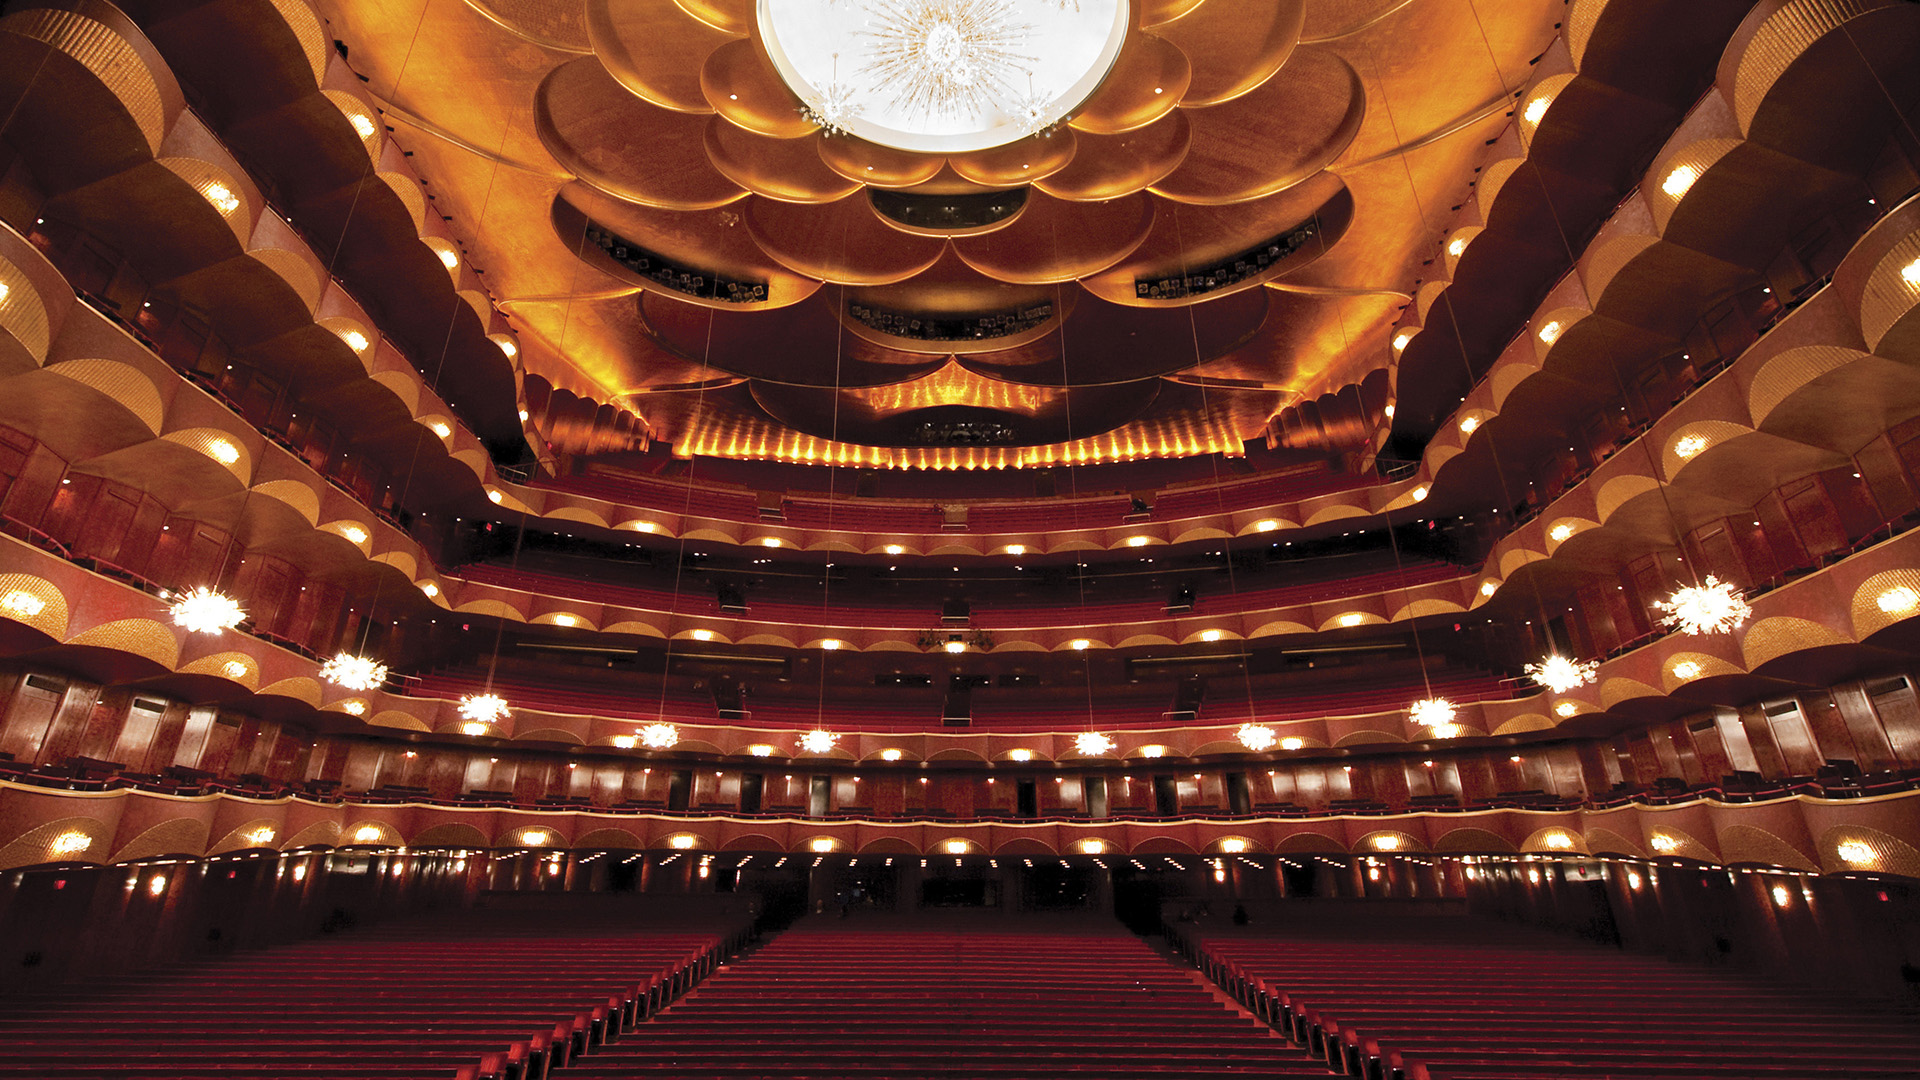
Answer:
[1176, 911, 1920, 1079]
[0, 895, 754, 1079]
[564, 912, 1331, 1079]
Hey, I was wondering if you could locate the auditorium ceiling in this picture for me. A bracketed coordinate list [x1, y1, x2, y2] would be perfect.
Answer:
[311, 0, 1564, 468]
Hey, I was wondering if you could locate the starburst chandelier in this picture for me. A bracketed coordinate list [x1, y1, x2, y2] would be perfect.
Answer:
[1408, 697, 1456, 729]
[801, 53, 862, 135]
[1654, 575, 1751, 636]
[169, 587, 245, 634]
[800, 729, 838, 754]
[458, 693, 510, 726]
[320, 653, 388, 692]
[639, 723, 680, 749]
[1073, 731, 1114, 755]
[1524, 654, 1598, 695]
[860, 0, 1035, 124]
[1236, 724, 1277, 752]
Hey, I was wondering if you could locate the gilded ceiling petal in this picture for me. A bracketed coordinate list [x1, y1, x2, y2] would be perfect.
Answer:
[702, 37, 811, 138]
[463, 0, 591, 52]
[584, 0, 733, 114]
[1081, 174, 1350, 307]
[552, 183, 820, 310]
[843, 247, 1065, 356]
[641, 289, 949, 387]
[948, 128, 1078, 188]
[1139, 0, 1210, 29]
[816, 135, 948, 190]
[704, 120, 862, 205]
[1069, 29, 1190, 135]
[536, 58, 746, 210]
[1149, 48, 1363, 206]
[745, 192, 947, 286]
[952, 189, 1154, 286]
[750, 366, 1156, 446]
[1154, 0, 1305, 107]
[674, 0, 749, 35]
[1037, 109, 1191, 202]
[959, 287, 1269, 387]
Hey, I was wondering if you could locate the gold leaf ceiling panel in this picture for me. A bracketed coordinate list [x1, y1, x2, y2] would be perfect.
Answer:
[584, 0, 732, 114]
[1153, 0, 1305, 106]
[313, 0, 1565, 469]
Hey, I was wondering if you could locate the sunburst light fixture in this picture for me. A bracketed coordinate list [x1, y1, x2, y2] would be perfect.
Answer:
[1408, 697, 1456, 730]
[1236, 724, 1276, 752]
[1073, 731, 1114, 755]
[458, 694, 510, 726]
[1654, 576, 1751, 636]
[639, 723, 680, 749]
[1524, 654, 1598, 695]
[168, 587, 245, 634]
[320, 653, 388, 692]
[800, 729, 839, 753]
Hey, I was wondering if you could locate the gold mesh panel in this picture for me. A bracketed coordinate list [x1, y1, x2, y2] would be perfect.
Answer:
[1860, 230, 1920, 350]
[1739, 616, 1849, 668]
[4, 8, 166, 153]
[0, 254, 52, 362]
[109, 817, 211, 864]
[1850, 568, 1920, 637]
[266, 0, 329, 84]
[47, 358, 163, 433]
[0, 817, 111, 871]
[0, 573, 69, 637]
[1718, 823, 1818, 871]
[67, 618, 179, 669]
[1747, 344, 1867, 422]
[1734, 0, 1892, 132]
[1819, 825, 1920, 876]
[1431, 827, 1517, 853]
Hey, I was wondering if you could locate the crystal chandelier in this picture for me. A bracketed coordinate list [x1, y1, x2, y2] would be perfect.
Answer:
[1073, 731, 1114, 755]
[1654, 575, 1751, 636]
[860, 0, 1035, 124]
[1236, 724, 1277, 752]
[169, 587, 245, 634]
[800, 729, 838, 753]
[1524, 654, 1598, 695]
[1408, 697, 1456, 729]
[320, 653, 388, 691]
[639, 723, 680, 749]
[458, 693, 510, 725]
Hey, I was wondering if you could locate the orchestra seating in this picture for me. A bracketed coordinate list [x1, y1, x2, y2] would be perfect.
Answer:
[565, 911, 1326, 1079]
[1176, 908, 1920, 1080]
[0, 895, 753, 1079]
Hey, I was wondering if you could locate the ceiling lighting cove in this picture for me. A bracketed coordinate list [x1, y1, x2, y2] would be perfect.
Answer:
[761, 0, 1128, 154]
[1654, 576, 1751, 636]
[1524, 654, 1597, 695]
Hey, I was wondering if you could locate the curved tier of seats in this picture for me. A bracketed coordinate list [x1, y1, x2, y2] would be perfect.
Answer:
[566, 913, 1327, 1079]
[0, 896, 752, 1079]
[1178, 912, 1920, 1080]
